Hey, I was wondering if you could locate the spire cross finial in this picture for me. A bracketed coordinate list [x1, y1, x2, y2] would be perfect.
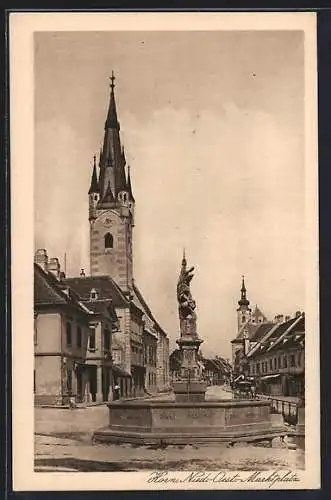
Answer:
[109, 71, 115, 91]
[93, 154, 96, 167]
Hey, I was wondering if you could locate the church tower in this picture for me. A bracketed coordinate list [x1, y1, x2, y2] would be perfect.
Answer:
[237, 276, 251, 332]
[88, 73, 135, 293]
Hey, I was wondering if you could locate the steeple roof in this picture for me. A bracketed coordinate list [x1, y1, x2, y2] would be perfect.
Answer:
[102, 181, 115, 203]
[88, 155, 99, 194]
[97, 73, 134, 202]
[115, 144, 127, 194]
[238, 275, 250, 307]
[127, 165, 135, 202]
[105, 71, 120, 131]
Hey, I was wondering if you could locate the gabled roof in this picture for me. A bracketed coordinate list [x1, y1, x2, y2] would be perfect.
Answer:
[132, 282, 167, 337]
[250, 322, 274, 342]
[34, 263, 68, 305]
[82, 299, 118, 322]
[267, 315, 305, 353]
[34, 263, 90, 319]
[232, 322, 259, 342]
[263, 316, 299, 353]
[251, 305, 268, 323]
[247, 314, 305, 358]
[64, 276, 129, 308]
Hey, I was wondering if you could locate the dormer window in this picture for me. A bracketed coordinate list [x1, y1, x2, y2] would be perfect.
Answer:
[90, 288, 98, 300]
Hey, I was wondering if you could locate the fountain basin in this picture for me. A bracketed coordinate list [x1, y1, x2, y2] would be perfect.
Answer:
[93, 399, 287, 445]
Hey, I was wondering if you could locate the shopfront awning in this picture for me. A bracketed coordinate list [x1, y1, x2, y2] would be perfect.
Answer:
[112, 365, 132, 378]
[260, 374, 281, 381]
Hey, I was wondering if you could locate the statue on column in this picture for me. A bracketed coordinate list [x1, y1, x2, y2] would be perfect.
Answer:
[173, 250, 206, 401]
[177, 251, 197, 338]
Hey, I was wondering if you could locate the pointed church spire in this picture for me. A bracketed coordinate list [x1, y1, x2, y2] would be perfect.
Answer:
[102, 181, 115, 203]
[238, 275, 250, 306]
[126, 165, 135, 202]
[105, 71, 120, 131]
[88, 155, 99, 194]
[121, 145, 126, 165]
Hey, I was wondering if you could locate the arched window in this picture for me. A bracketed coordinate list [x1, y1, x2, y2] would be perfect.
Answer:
[104, 232, 113, 249]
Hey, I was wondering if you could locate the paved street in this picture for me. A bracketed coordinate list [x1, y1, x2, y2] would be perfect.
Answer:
[34, 386, 304, 472]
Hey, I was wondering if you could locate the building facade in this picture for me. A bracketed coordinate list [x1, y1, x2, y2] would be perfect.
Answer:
[245, 312, 305, 398]
[230, 277, 305, 399]
[34, 250, 118, 405]
[34, 75, 170, 403]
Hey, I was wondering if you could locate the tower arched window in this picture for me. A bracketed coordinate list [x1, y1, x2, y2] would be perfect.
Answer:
[104, 233, 113, 249]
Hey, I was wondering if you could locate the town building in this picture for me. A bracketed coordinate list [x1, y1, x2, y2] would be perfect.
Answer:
[230, 277, 305, 399]
[245, 312, 305, 398]
[169, 349, 231, 386]
[231, 276, 269, 375]
[34, 74, 170, 403]
[34, 250, 118, 405]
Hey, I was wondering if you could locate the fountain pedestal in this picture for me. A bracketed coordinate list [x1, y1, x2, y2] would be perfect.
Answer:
[93, 251, 287, 446]
[173, 334, 207, 402]
[173, 256, 207, 402]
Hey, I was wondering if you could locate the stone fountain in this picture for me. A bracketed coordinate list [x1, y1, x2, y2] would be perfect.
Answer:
[172, 252, 207, 402]
[93, 253, 287, 446]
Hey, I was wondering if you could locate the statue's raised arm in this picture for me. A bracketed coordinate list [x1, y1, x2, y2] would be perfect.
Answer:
[177, 252, 197, 321]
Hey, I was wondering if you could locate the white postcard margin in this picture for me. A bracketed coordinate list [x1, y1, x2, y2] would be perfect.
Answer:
[9, 11, 320, 491]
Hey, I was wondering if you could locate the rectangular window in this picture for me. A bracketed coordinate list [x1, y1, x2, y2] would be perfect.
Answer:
[290, 354, 296, 367]
[104, 329, 110, 351]
[66, 322, 72, 346]
[77, 326, 82, 348]
[89, 330, 96, 350]
[269, 359, 272, 370]
[297, 353, 301, 366]
[274, 358, 277, 370]
[278, 357, 281, 369]
[283, 356, 288, 368]
[257, 363, 260, 373]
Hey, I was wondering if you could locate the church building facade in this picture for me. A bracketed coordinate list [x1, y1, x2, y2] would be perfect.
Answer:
[65, 73, 170, 398]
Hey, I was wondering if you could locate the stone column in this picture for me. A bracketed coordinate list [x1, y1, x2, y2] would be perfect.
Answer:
[96, 365, 103, 402]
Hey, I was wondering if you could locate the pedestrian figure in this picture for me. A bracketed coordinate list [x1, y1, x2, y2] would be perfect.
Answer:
[113, 384, 120, 401]
[68, 396, 77, 409]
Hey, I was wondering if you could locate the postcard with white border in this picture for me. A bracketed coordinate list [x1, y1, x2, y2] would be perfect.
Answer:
[10, 11, 320, 491]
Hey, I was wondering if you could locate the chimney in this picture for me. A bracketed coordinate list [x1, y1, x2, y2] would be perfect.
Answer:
[274, 314, 284, 324]
[285, 315, 290, 322]
[34, 249, 48, 272]
[48, 257, 61, 280]
[295, 311, 301, 318]
[59, 271, 66, 281]
[80, 268, 86, 277]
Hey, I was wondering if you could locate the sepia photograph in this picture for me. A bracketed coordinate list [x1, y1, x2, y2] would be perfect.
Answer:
[10, 12, 319, 491]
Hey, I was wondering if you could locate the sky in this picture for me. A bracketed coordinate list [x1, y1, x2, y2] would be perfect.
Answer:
[34, 30, 305, 359]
